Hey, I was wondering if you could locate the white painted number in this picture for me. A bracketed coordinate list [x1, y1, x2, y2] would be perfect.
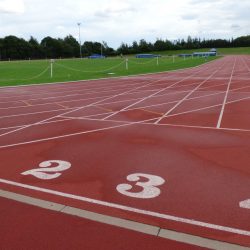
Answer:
[21, 160, 71, 180]
[116, 173, 165, 199]
[239, 199, 250, 209]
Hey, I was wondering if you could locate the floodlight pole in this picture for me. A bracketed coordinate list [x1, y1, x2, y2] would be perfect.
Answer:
[77, 23, 82, 58]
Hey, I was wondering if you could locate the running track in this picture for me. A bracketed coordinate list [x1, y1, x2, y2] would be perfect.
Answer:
[0, 55, 250, 249]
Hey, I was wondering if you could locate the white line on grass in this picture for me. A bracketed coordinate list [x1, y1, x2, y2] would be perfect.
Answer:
[0, 56, 219, 90]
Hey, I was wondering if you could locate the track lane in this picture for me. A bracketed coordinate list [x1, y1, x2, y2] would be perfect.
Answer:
[1, 55, 250, 248]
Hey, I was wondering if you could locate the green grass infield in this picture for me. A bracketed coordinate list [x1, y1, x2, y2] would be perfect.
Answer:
[0, 56, 218, 87]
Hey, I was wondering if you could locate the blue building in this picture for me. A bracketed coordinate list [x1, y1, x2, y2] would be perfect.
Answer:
[88, 54, 106, 59]
[178, 54, 192, 58]
[193, 51, 217, 57]
[135, 54, 161, 58]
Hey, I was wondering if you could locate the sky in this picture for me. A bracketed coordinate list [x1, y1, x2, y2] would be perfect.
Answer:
[0, 0, 249, 48]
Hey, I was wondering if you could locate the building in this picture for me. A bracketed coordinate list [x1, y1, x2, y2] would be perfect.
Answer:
[135, 54, 161, 58]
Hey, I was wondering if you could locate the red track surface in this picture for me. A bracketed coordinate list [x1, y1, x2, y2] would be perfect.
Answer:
[1, 55, 250, 248]
[1, 197, 208, 250]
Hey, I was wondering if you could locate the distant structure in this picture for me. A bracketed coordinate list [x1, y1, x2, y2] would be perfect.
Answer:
[88, 54, 106, 59]
[194, 48, 217, 57]
[178, 54, 192, 58]
[178, 48, 217, 58]
[210, 48, 217, 53]
[135, 54, 161, 58]
[193, 51, 217, 57]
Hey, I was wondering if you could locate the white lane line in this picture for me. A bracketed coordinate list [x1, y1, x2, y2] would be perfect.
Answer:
[0, 77, 167, 137]
[0, 79, 229, 115]
[0, 77, 145, 100]
[2, 106, 250, 150]
[0, 60, 225, 112]
[77, 88, 250, 123]
[0, 118, 156, 149]
[54, 84, 250, 119]
[0, 81, 215, 111]
[0, 94, 116, 110]
[241, 56, 250, 72]
[0, 75, 170, 101]
[101, 64, 218, 121]
[60, 93, 250, 127]
[0, 78, 228, 110]
[216, 58, 237, 128]
[154, 62, 227, 124]
[0, 107, 74, 119]
[0, 178, 249, 237]
[1, 190, 247, 249]
[0, 72, 187, 138]
[125, 89, 224, 112]
[1, 87, 250, 132]
[0, 80, 144, 104]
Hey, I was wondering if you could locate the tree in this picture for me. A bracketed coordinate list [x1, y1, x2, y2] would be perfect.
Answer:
[138, 39, 151, 52]
[233, 35, 250, 47]
[117, 43, 130, 55]
[0, 38, 4, 59]
[2, 36, 31, 59]
[41, 36, 63, 58]
[64, 35, 79, 57]
[28, 36, 42, 59]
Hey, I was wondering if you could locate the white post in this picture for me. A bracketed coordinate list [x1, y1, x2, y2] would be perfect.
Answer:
[77, 22, 82, 58]
[172, 55, 175, 63]
[126, 58, 128, 70]
[156, 56, 159, 66]
[50, 59, 54, 78]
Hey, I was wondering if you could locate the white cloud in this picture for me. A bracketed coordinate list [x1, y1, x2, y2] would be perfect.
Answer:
[0, 0, 25, 14]
[0, 0, 249, 48]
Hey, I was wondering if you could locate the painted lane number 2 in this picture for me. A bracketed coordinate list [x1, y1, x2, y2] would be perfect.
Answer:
[116, 173, 165, 199]
[20, 161, 249, 209]
[21, 160, 71, 180]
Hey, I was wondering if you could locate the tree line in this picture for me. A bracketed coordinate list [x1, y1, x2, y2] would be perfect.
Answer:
[0, 34, 249, 60]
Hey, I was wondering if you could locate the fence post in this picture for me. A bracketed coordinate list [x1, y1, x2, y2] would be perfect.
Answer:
[50, 59, 55, 78]
[125, 58, 128, 70]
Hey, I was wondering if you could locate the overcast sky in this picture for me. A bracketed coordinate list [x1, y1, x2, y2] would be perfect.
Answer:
[0, 0, 249, 48]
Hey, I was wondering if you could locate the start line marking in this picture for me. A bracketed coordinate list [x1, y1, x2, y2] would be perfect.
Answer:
[0, 177, 249, 237]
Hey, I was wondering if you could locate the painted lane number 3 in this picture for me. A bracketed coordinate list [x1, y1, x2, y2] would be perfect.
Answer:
[116, 173, 165, 199]
[21, 160, 71, 180]
[240, 199, 250, 209]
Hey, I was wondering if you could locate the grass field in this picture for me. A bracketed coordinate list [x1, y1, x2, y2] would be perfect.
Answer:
[1, 46, 249, 87]
[0, 56, 217, 87]
[155, 47, 250, 55]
